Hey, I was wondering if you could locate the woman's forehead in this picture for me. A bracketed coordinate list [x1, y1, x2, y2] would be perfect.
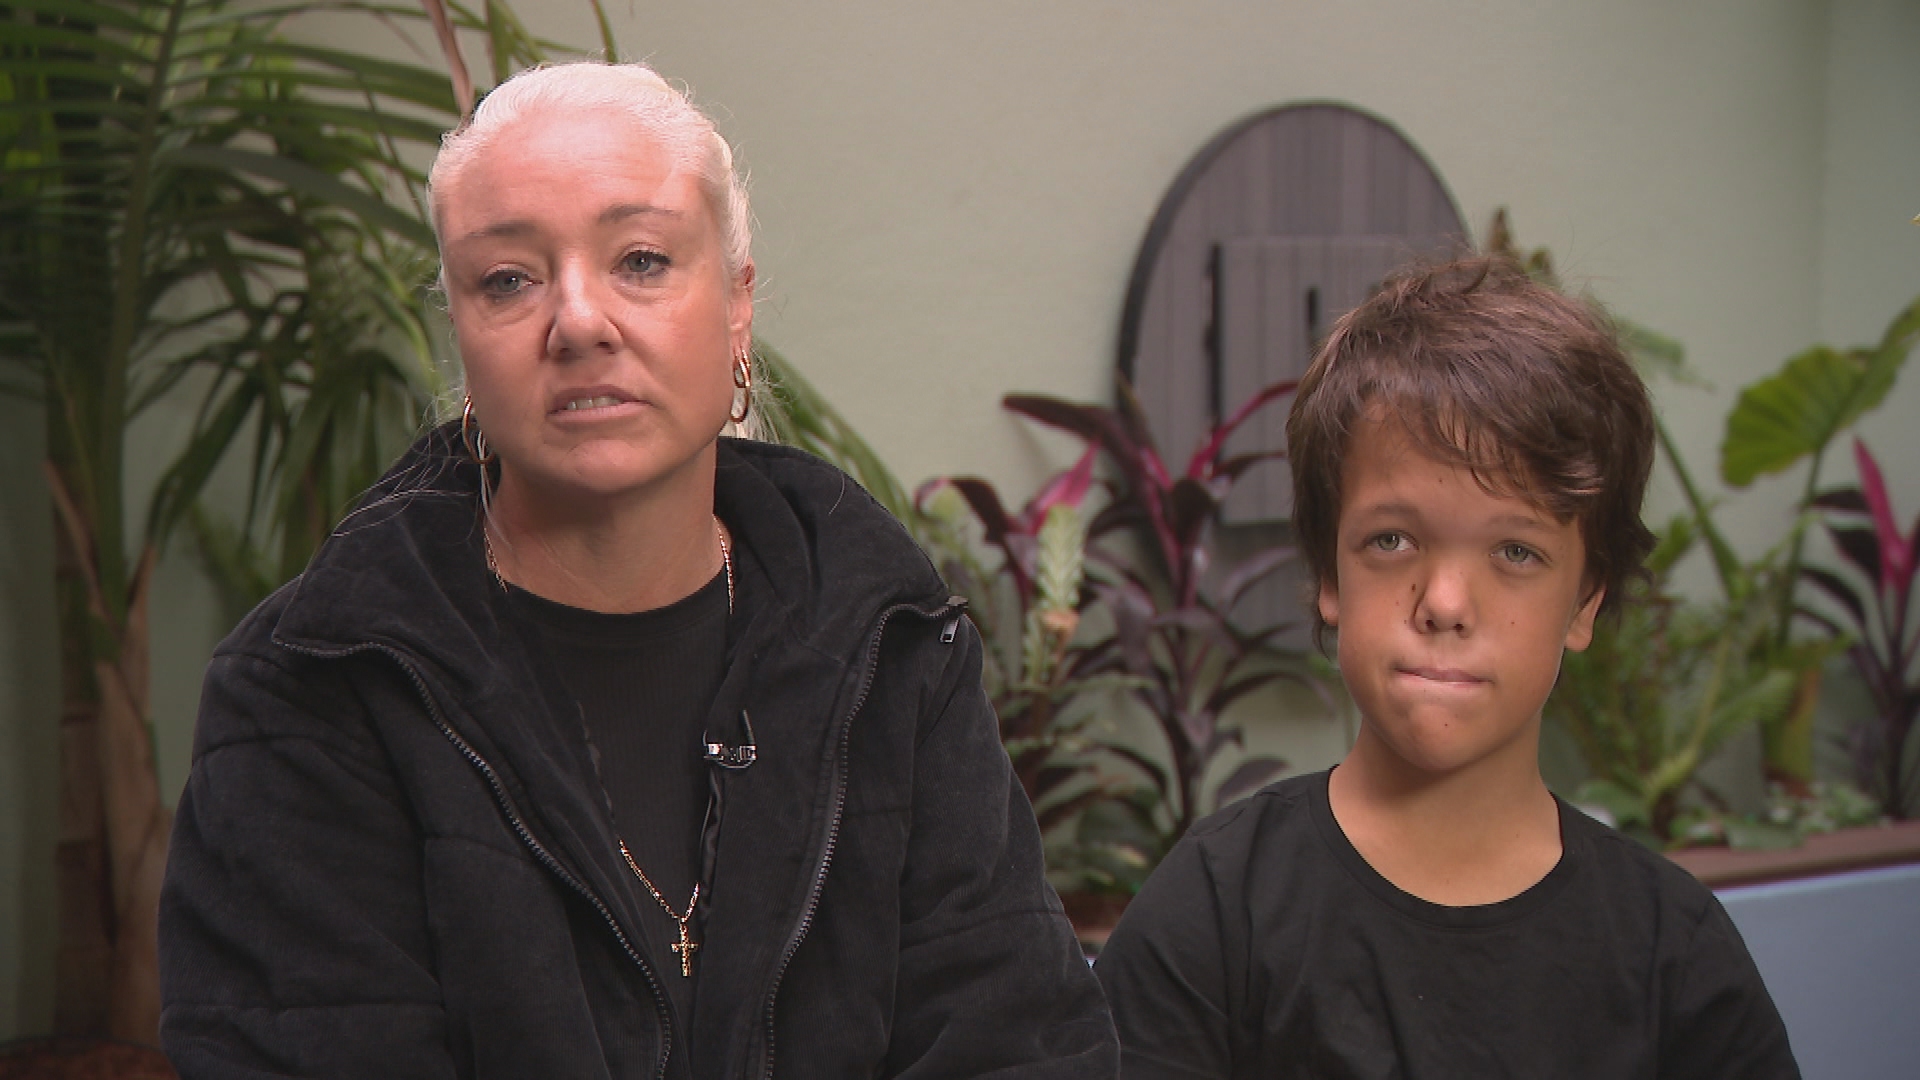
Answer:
[436, 109, 706, 237]
[462, 105, 680, 179]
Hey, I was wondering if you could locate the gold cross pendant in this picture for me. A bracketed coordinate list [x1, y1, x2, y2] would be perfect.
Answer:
[671, 921, 699, 977]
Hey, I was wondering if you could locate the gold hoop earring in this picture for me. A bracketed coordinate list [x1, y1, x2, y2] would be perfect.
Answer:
[729, 350, 753, 425]
[461, 395, 495, 465]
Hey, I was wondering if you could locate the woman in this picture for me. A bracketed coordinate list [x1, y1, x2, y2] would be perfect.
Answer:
[158, 62, 1116, 1079]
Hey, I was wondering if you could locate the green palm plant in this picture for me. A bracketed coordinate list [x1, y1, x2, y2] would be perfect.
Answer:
[0, 0, 597, 1042]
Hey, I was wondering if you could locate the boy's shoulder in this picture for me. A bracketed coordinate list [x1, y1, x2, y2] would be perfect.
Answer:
[1556, 797, 1727, 923]
[1176, 770, 1330, 876]
[1175, 770, 1727, 940]
[1189, 769, 1322, 840]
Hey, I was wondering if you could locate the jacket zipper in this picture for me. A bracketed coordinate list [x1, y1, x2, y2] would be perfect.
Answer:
[755, 595, 963, 1079]
[278, 639, 676, 1080]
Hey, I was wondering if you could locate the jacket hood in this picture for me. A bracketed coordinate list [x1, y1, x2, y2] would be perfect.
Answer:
[271, 422, 948, 678]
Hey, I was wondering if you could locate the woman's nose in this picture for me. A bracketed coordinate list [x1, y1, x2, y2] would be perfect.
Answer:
[546, 264, 620, 358]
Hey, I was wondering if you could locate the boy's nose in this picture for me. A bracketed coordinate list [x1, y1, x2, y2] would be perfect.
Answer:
[1413, 563, 1472, 635]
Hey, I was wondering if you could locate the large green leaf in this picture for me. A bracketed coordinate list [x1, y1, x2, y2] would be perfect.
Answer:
[1721, 298, 1920, 487]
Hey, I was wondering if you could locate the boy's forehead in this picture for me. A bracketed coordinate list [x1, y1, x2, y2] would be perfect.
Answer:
[1342, 408, 1556, 522]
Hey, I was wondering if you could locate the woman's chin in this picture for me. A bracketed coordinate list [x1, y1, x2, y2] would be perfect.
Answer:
[504, 442, 718, 508]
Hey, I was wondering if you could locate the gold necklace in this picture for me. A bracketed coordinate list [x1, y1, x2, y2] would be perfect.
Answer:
[620, 839, 702, 977]
[484, 513, 735, 978]
[483, 515, 734, 613]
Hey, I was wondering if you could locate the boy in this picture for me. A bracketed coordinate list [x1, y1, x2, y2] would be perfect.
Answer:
[1094, 256, 1799, 1078]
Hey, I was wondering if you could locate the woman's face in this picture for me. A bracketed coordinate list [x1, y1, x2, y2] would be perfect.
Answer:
[437, 106, 751, 509]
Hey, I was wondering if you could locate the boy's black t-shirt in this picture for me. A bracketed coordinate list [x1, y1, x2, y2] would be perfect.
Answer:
[1094, 769, 1800, 1079]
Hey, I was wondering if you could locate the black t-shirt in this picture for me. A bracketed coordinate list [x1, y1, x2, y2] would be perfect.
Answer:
[1094, 769, 1800, 1079]
[508, 570, 729, 1029]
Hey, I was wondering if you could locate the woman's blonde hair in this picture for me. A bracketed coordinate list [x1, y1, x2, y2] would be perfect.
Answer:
[429, 61, 752, 277]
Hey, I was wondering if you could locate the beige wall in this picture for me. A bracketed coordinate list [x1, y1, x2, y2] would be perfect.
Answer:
[4, 0, 1916, 1036]
[1820, 0, 1920, 447]
[530, 0, 1915, 583]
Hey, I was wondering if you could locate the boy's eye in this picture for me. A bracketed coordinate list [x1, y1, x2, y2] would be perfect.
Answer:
[619, 249, 670, 277]
[1367, 532, 1408, 554]
[479, 269, 531, 297]
[1497, 543, 1540, 565]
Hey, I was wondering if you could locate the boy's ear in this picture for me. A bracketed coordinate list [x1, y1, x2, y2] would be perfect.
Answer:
[1317, 578, 1340, 629]
[1564, 584, 1605, 652]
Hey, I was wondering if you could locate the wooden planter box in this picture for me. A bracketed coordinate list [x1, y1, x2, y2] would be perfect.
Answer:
[1663, 819, 1920, 888]
[0, 1038, 175, 1079]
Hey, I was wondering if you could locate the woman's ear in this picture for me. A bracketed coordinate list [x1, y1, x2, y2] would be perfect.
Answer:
[729, 260, 755, 344]
[1317, 577, 1340, 629]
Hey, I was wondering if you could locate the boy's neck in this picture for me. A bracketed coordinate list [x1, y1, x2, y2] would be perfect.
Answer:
[1327, 729, 1562, 908]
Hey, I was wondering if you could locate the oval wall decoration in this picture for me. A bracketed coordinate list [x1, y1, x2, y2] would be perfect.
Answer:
[1117, 103, 1467, 633]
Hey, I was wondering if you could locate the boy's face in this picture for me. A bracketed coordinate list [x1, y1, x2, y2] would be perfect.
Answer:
[1318, 410, 1604, 777]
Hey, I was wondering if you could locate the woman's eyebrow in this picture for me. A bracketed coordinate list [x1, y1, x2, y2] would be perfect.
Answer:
[458, 203, 681, 243]
[461, 219, 538, 242]
[599, 202, 681, 224]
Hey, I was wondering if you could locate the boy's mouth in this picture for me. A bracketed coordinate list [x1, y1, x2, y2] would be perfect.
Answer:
[1395, 666, 1489, 686]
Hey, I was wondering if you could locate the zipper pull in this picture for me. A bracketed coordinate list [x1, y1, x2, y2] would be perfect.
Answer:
[940, 595, 967, 644]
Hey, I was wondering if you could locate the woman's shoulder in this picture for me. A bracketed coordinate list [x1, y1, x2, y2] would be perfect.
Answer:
[716, 438, 948, 611]
[717, 438, 902, 530]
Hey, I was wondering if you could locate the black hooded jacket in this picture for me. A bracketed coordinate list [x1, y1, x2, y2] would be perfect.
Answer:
[158, 428, 1119, 1079]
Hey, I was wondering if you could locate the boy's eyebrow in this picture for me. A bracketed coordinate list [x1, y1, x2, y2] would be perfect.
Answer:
[1487, 512, 1556, 532]
[1349, 502, 1555, 532]
[1350, 499, 1419, 519]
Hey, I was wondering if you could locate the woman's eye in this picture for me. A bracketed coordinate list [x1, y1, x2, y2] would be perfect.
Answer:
[1368, 532, 1408, 553]
[479, 269, 530, 297]
[1498, 543, 1539, 565]
[620, 249, 670, 277]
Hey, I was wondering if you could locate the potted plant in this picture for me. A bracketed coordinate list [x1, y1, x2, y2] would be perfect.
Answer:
[1486, 214, 1920, 886]
[1489, 213, 1908, 794]
[921, 378, 1329, 943]
[0, 0, 610, 1045]
[1708, 294, 1920, 790]
[1546, 517, 1799, 844]
[1804, 439, 1920, 820]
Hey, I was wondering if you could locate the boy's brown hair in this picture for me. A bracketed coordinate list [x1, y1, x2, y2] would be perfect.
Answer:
[1286, 254, 1656, 627]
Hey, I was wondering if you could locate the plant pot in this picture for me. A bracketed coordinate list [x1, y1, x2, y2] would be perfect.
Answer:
[0, 1037, 175, 1079]
[1663, 819, 1920, 888]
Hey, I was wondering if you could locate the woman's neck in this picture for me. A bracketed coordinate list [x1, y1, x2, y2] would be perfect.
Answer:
[485, 463, 725, 615]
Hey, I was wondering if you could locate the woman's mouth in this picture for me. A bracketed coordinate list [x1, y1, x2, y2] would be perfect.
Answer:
[548, 386, 640, 416]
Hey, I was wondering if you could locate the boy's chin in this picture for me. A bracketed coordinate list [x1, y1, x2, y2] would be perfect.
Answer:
[1352, 714, 1544, 781]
